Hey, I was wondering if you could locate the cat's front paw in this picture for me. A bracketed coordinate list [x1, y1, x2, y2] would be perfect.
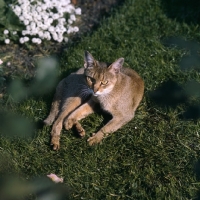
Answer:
[64, 118, 75, 130]
[43, 118, 53, 126]
[51, 136, 60, 150]
[87, 132, 103, 146]
[74, 122, 85, 137]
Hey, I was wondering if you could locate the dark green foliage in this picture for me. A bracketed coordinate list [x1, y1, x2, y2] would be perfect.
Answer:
[0, 0, 24, 42]
[0, 0, 200, 199]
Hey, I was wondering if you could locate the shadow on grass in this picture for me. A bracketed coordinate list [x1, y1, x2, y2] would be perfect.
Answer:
[148, 79, 200, 120]
[149, 36, 200, 120]
[194, 160, 200, 200]
[161, 0, 200, 24]
[148, 79, 188, 108]
[149, 36, 200, 197]
[163, 37, 200, 71]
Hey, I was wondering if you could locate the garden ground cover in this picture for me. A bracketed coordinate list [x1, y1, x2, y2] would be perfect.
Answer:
[0, 0, 200, 199]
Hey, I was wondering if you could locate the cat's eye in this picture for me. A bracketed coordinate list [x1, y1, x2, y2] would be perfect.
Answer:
[101, 80, 108, 85]
[86, 76, 95, 83]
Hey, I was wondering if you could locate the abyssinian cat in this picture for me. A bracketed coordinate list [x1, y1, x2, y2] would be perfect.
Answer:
[44, 51, 144, 150]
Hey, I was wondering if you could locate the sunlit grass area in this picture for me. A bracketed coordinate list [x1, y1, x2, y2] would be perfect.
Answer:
[0, 0, 200, 199]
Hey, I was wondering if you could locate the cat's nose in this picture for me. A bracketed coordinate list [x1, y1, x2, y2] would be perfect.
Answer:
[93, 86, 99, 94]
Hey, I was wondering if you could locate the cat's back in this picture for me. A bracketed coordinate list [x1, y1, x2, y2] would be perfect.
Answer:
[64, 67, 85, 84]
[60, 67, 91, 99]
[121, 67, 144, 92]
[116, 67, 144, 111]
[121, 67, 142, 81]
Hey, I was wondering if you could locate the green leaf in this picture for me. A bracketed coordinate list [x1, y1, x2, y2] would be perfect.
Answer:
[5, 7, 25, 31]
[0, 1, 6, 27]
[0, 0, 6, 8]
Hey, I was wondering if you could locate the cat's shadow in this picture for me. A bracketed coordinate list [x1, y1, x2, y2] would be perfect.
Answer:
[194, 159, 200, 200]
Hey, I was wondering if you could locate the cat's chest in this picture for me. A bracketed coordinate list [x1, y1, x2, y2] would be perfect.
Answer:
[97, 95, 116, 112]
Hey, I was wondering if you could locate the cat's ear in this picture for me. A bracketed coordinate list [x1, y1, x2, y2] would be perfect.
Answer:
[108, 58, 124, 74]
[84, 51, 95, 68]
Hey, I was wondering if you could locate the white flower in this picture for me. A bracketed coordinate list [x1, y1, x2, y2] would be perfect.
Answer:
[44, 31, 51, 40]
[0, 59, 3, 65]
[24, 36, 29, 42]
[41, 4, 47, 10]
[73, 26, 79, 32]
[18, 0, 23, 4]
[42, 14, 48, 20]
[57, 37, 63, 43]
[22, 30, 27, 35]
[46, 35, 51, 40]
[19, 37, 25, 43]
[9, 0, 82, 43]
[67, 26, 72, 34]
[23, 13, 29, 20]
[52, 33, 58, 41]
[14, 5, 21, 15]
[36, 14, 42, 21]
[68, 19, 73, 24]
[32, 38, 42, 44]
[32, 11, 38, 17]
[26, 15, 33, 21]
[48, 26, 54, 32]
[75, 8, 81, 15]
[48, 18, 53, 24]
[26, 25, 31, 31]
[5, 39, 10, 44]
[41, 25, 48, 30]
[65, 4, 75, 13]
[30, 22, 36, 29]
[38, 31, 44, 38]
[4, 30, 9, 35]
[24, 20, 29, 25]
[61, 0, 71, 6]
[36, 6, 42, 12]
[37, 21, 43, 28]
[52, 14, 59, 20]
[70, 14, 76, 21]
[58, 18, 66, 24]
[37, 38, 42, 44]
[19, 15, 24, 21]
[32, 38, 37, 43]
[30, 29, 38, 35]
[64, 37, 68, 42]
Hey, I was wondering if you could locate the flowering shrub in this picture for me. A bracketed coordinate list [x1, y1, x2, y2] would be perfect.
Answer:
[0, 0, 81, 44]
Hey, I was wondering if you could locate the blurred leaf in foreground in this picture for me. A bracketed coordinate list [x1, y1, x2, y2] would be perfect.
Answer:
[0, 111, 35, 139]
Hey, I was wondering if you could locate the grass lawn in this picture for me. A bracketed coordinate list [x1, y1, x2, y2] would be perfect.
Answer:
[0, 0, 200, 199]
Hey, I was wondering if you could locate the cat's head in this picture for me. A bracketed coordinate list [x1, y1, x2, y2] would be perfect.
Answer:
[84, 51, 124, 97]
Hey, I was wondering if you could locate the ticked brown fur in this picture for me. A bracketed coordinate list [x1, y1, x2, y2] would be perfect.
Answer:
[44, 51, 144, 150]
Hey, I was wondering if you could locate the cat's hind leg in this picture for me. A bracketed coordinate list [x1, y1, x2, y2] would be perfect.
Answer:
[72, 121, 86, 137]
[43, 97, 61, 126]
[64, 99, 96, 136]
[43, 80, 64, 126]
[50, 97, 82, 150]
